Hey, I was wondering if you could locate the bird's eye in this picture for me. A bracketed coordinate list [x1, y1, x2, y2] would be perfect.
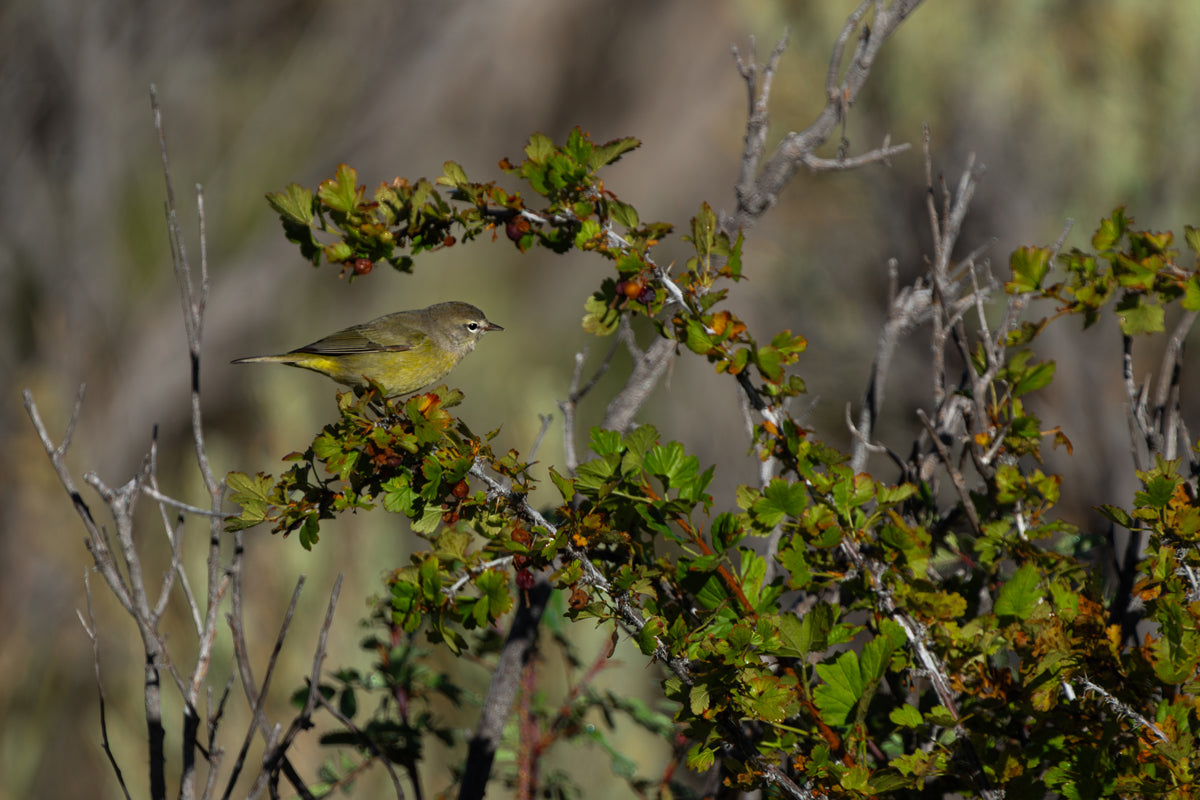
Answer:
[466, 322, 480, 332]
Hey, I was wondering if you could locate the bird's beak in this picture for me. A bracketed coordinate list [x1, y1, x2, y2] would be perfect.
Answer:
[485, 322, 504, 332]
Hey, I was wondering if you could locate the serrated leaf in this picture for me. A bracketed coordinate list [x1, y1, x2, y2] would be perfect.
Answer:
[1092, 208, 1128, 251]
[608, 198, 639, 229]
[1182, 276, 1200, 311]
[889, 704, 923, 728]
[685, 743, 715, 772]
[1096, 503, 1135, 529]
[1115, 293, 1164, 335]
[1006, 246, 1052, 294]
[582, 294, 619, 336]
[860, 634, 894, 686]
[814, 650, 863, 726]
[224, 471, 274, 531]
[750, 478, 807, 527]
[548, 467, 575, 502]
[266, 184, 315, 225]
[589, 136, 641, 169]
[1012, 359, 1056, 397]
[525, 132, 554, 162]
[317, 164, 362, 214]
[994, 563, 1042, 620]
[574, 218, 602, 249]
[440, 160, 468, 188]
[644, 442, 698, 488]
[1185, 224, 1200, 254]
[689, 682, 710, 715]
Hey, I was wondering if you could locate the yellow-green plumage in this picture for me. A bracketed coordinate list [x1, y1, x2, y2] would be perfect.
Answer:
[233, 301, 502, 397]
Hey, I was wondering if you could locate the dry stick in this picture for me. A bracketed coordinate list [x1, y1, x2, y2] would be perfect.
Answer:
[559, 332, 623, 473]
[24, 387, 133, 611]
[731, 0, 922, 230]
[77, 571, 134, 800]
[203, 676, 235, 800]
[87, 457, 180, 800]
[314, 691, 407, 799]
[459, 580, 553, 800]
[850, 259, 933, 474]
[916, 408, 984, 539]
[1078, 679, 1168, 743]
[151, 84, 239, 800]
[26, 391, 174, 799]
[260, 574, 343, 800]
[528, 413, 554, 462]
[223, 577, 307, 800]
[601, 337, 676, 433]
[1152, 309, 1198, 461]
[1122, 336, 1151, 471]
[732, 31, 789, 198]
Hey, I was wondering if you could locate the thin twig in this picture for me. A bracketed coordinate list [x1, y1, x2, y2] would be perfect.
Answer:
[314, 692, 407, 799]
[224, 577, 307, 800]
[77, 571, 134, 800]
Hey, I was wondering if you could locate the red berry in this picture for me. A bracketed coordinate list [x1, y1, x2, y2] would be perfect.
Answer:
[516, 568, 536, 591]
[505, 217, 530, 242]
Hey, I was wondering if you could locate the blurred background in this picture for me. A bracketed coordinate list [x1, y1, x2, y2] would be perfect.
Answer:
[5, 0, 1200, 797]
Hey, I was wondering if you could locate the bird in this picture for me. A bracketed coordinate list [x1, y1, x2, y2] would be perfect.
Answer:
[232, 301, 502, 397]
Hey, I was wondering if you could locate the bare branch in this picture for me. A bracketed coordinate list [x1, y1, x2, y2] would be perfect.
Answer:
[77, 571, 134, 800]
[1078, 678, 1168, 743]
[732, 31, 790, 202]
[801, 137, 909, 172]
[314, 691, 407, 799]
[460, 580, 552, 800]
[224, 577, 307, 800]
[558, 334, 623, 473]
[731, 0, 925, 230]
[601, 337, 676, 433]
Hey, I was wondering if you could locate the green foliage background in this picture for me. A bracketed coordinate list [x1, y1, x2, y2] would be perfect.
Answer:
[6, 1, 1200, 798]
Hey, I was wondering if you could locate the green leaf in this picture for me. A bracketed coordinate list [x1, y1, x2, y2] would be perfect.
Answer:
[525, 132, 554, 162]
[814, 650, 863, 726]
[548, 467, 575, 503]
[440, 160, 468, 188]
[750, 479, 807, 528]
[1006, 246, 1052, 294]
[1096, 503, 1135, 529]
[1115, 293, 1164, 335]
[224, 471, 275, 531]
[1185, 224, 1200, 254]
[1092, 208, 1128, 251]
[685, 743, 715, 772]
[776, 603, 832, 657]
[1182, 276, 1200, 311]
[382, 475, 418, 518]
[574, 218, 602, 249]
[317, 164, 362, 214]
[689, 682, 710, 715]
[473, 569, 513, 625]
[889, 704, 923, 728]
[582, 294, 619, 336]
[644, 442, 699, 489]
[860, 634, 894, 686]
[589, 136, 641, 169]
[994, 563, 1042, 620]
[607, 198, 639, 229]
[265, 183, 315, 225]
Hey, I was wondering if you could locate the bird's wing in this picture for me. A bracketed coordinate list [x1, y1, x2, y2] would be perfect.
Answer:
[297, 323, 419, 355]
